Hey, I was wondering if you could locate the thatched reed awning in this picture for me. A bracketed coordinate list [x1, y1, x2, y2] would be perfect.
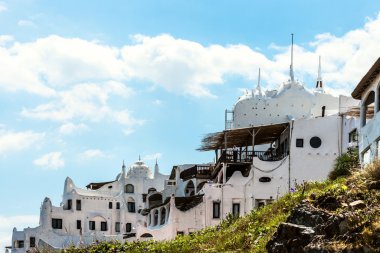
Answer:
[352, 57, 380, 99]
[198, 123, 289, 151]
[343, 105, 374, 117]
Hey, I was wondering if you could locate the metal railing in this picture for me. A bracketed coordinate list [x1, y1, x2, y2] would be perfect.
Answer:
[218, 150, 287, 163]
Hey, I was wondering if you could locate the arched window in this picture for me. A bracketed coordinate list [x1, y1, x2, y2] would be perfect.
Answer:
[125, 184, 134, 193]
[127, 197, 136, 213]
[377, 83, 380, 113]
[184, 180, 195, 197]
[160, 207, 166, 225]
[148, 188, 156, 194]
[153, 210, 159, 226]
[362, 91, 375, 127]
[148, 193, 162, 208]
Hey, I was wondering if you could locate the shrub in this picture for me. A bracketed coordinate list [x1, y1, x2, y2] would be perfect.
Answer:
[364, 159, 380, 181]
[329, 148, 359, 180]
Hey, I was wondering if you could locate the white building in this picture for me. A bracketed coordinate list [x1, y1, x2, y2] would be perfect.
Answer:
[9, 51, 362, 252]
[133, 55, 360, 241]
[351, 57, 380, 164]
[11, 159, 167, 252]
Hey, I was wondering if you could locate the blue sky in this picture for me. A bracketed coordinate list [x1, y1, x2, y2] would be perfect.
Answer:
[1, 0, 380, 250]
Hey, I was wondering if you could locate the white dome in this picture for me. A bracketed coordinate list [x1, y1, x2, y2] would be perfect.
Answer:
[127, 160, 152, 178]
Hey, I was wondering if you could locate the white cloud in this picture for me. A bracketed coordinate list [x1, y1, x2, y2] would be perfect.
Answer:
[0, 35, 13, 45]
[0, 215, 39, 252]
[34, 152, 64, 170]
[143, 152, 162, 161]
[81, 149, 108, 159]
[0, 2, 7, 12]
[1, 12, 380, 99]
[0, 130, 44, 155]
[21, 82, 143, 131]
[17, 19, 36, 27]
[59, 122, 88, 135]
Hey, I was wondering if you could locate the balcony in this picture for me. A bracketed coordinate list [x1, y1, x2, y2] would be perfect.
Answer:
[180, 164, 214, 181]
[217, 150, 287, 164]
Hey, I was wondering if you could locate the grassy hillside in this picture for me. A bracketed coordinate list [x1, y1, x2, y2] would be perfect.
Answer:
[61, 161, 379, 253]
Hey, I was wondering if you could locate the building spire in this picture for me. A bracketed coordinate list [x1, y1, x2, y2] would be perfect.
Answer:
[122, 160, 126, 169]
[316, 55, 323, 91]
[138, 155, 141, 161]
[290, 33, 295, 83]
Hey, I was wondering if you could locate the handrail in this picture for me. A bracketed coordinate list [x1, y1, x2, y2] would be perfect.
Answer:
[217, 150, 287, 164]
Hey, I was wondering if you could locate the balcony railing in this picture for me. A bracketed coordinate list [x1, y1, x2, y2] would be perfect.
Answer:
[180, 165, 214, 180]
[218, 150, 287, 164]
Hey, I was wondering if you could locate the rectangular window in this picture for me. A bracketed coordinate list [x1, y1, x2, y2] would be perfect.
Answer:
[142, 194, 147, 203]
[126, 223, 132, 233]
[52, 218, 63, 229]
[67, 199, 72, 210]
[30, 237, 35, 248]
[17, 240, 24, 248]
[89, 221, 95, 230]
[213, 202, 220, 218]
[349, 129, 358, 142]
[76, 220, 81, 229]
[116, 202, 120, 209]
[109, 202, 113, 209]
[101, 221, 107, 231]
[296, 138, 304, 148]
[232, 203, 240, 218]
[115, 222, 120, 233]
[76, 199, 81, 211]
[127, 202, 136, 213]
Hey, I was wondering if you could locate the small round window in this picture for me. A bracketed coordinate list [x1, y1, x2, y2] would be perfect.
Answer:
[310, 136, 322, 148]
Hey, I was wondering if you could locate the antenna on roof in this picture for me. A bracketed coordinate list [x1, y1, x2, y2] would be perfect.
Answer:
[290, 33, 295, 83]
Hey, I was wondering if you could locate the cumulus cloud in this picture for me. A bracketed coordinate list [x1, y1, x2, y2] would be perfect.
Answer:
[0, 215, 39, 252]
[81, 149, 109, 159]
[59, 122, 88, 135]
[0, 130, 44, 155]
[21, 81, 142, 129]
[34, 152, 64, 169]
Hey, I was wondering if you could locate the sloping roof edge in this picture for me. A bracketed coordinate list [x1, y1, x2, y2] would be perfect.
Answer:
[351, 57, 380, 99]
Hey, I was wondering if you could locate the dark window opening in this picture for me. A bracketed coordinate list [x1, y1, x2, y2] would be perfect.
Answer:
[76, 199, 81, 211]
[142, 194, 147, 202]
[148, 188, 157, 194]
[101, 221, 107, 231]
[109, 202, 113, 209]
[125, 184, 134, 193]
[349, 129, 358, 143]
[115, 222, 120, 233]
[177, 231, 184, 236]
[213, 202, 220, 218]
[76, 220, 81, 229]
[296, 138, 304, 148]
[126, 223, 132, 233]
[128, 202, 136, 213]
[52, 218, 63, 229]
[17, 240, 24, 248]
[116, 202, 120, 209]
[30, 237, 35, 248]
[89, 221, 95, 230]
[67, 199, 72, 210]
[232, 203, 240, 218]
[310, 136, 322, 148]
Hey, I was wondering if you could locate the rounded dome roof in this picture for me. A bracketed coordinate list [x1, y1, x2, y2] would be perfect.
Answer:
[127, 160, 152, 178]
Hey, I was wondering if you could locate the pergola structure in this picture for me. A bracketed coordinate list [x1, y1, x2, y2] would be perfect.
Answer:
[198, 122, 289, 151]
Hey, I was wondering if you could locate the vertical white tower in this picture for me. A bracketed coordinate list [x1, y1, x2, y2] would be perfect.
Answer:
[315, 56, 324, 93]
